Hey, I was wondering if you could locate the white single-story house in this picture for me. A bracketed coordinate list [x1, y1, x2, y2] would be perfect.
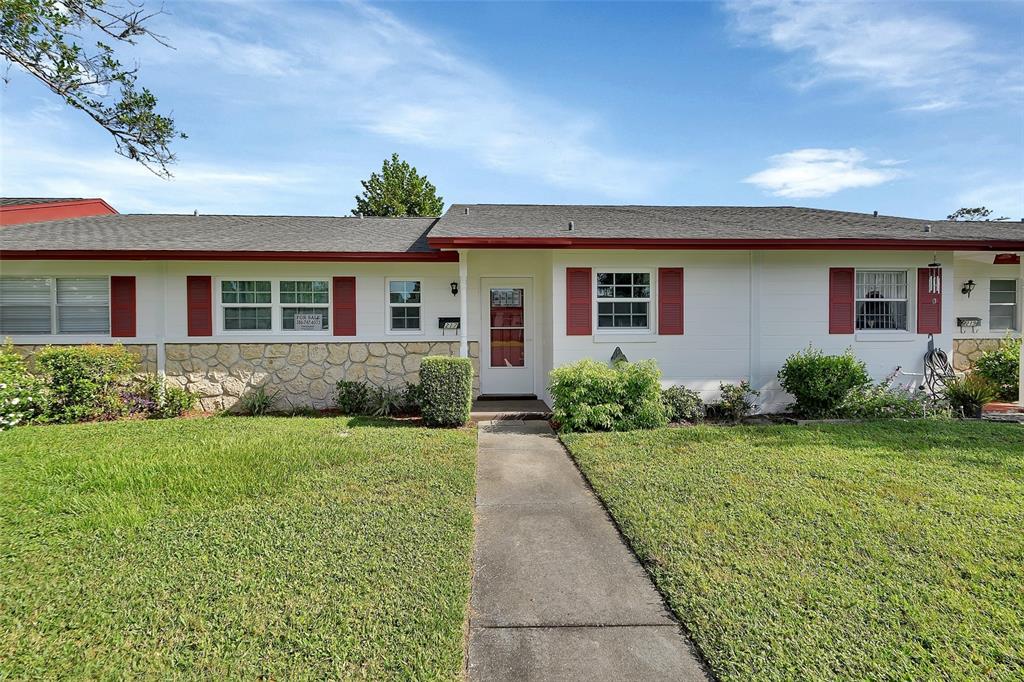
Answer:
[1, 202, 1022, 412]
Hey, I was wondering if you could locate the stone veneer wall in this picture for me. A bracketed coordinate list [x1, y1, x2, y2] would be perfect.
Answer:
[165, 341, 481, 412]
[11, 344, 158, 373]
[952, 337, 1017, 371]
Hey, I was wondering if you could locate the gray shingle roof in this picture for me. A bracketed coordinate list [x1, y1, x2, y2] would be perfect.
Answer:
[431, 204, 1024, 244]
[1, 197, 84, 206]
[0, 213, 440, 254]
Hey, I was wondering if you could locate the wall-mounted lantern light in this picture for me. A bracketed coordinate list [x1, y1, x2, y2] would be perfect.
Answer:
[450, 281, 459, 296]
[961, 279, 976, 297]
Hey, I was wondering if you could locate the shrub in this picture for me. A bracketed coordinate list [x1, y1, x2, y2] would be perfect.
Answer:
[401, 382, 424, 415]
[238, 385, 278, 416]
[839, 370, 944, 419]
[419, 356, 473, 427]
[0, 343, 47, 430]
[974, 338, 1020, 402]
[777, 346, 870, 418]
[707, 381, 759, 422]
[36, 344, 137, 423]
[944, 374, 998, 418]
[662, 385, 704, 423]
[126, 375, 197, 419]
[336, 380, 371, 415]
[549, 359, 667, 433]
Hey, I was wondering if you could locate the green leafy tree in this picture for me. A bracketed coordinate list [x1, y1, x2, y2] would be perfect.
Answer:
[947, 207, 1008, 221]
[1, 0, 185, 177]
[352, 153, 444, 217]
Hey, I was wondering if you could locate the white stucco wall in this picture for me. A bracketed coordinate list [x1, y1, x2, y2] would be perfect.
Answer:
[2, 249, 992, 411]
[951, 253, 1022, 339]
[549, 249, 955, 411]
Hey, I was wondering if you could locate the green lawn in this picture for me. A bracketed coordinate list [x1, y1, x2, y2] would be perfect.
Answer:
[562, 421, 1024, 681]
[0, 417, 477, 679]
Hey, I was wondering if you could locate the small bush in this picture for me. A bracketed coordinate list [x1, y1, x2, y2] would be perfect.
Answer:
[36, 344, 137, 423]
[238, 385, 278, 416]
[777, 346, 870, 418]
[662, 385, 704, 423]
[839, 370, 944, 419]
[402, 382, 424, 415]
[707, 381, 759, 422]
[336, 380, 371, 415]
[974, 338, 1020, 402]
[124, 375, 197, 419]
[944, 374, 998, 418]
[549, 359, 668, 433]
[420, 356, 473, 427]
[0, 343, 47, 430]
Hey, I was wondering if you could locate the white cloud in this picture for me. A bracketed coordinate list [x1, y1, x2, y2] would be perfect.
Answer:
[727, 0, 1022, 110]
[129, 0, 676, 200]
[744, 148, 903, 198]
[0, 110, 321, 214]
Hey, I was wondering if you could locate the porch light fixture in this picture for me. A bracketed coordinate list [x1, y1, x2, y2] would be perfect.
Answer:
[961, 279, 976, 297]
[450, 281, 459, 296]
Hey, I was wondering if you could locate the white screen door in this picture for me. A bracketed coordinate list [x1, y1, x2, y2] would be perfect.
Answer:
[480, 278, 534, 395]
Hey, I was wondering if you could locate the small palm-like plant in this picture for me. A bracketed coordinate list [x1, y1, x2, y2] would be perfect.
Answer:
[943, 374, 998, 418]
[238, 385, 278, 416]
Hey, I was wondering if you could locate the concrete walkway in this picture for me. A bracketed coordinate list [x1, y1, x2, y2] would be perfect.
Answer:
[467, 420, 709, 681]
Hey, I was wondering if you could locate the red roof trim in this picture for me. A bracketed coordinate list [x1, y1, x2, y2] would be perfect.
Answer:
[427, 236, 1024, 251]
[0, 249, 459, 262]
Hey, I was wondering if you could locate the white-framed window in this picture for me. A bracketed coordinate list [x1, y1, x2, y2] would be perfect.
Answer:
[855, 270, 909, 331]
[990, 280, 1018, 331]
[388, 279, 422, 332]
[596, 271, 651, 330]
[0, 276, 109, 334]
[221, 280, 272, 331]
[280, 280, 329, 331]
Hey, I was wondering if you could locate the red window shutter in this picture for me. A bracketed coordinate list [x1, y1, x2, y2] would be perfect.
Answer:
[333, 276, 357, 336]
[917, 267, 942, 334]
[566, 268, 592, 335]
[186, 275, 213, 336]
[828, 268, 855, 334]
[658, 268, 684, 335]
[110, 276, 136, 337]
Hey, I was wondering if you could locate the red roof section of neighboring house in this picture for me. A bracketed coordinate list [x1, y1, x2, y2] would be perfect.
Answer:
[0, 198, 117, 226]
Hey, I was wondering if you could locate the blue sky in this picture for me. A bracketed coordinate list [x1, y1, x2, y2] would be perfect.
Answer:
[2, 0, 1022, 219]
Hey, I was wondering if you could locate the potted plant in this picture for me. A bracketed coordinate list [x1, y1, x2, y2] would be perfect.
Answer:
[943, 373, 998, 419]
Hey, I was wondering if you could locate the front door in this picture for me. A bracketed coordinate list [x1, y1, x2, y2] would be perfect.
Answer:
[480, 278, 534, 396]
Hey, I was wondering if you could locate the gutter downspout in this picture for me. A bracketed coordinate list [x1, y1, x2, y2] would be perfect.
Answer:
[1019, 256, 1023, 408]
[459, 250, 469, 358]
[748, 250, 762, 412]
[157, 261, 167, 377]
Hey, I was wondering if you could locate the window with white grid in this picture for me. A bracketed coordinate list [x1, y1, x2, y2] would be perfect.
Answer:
[596, 272, 651, 329]
[388, 280, 422, 332]
[855, 270, 908, 331]
[990, 280, 1018, 331]
[221, 280, 272, 330]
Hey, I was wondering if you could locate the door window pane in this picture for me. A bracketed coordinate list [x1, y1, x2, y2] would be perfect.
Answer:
[490, 288, 525, 367]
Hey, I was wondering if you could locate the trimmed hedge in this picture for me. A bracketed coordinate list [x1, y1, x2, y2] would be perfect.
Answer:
[420, 356, 473, 427]
[777, 346, 870, 418]
[36, 344, 138, 423]
[549, 358, 668, 433]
